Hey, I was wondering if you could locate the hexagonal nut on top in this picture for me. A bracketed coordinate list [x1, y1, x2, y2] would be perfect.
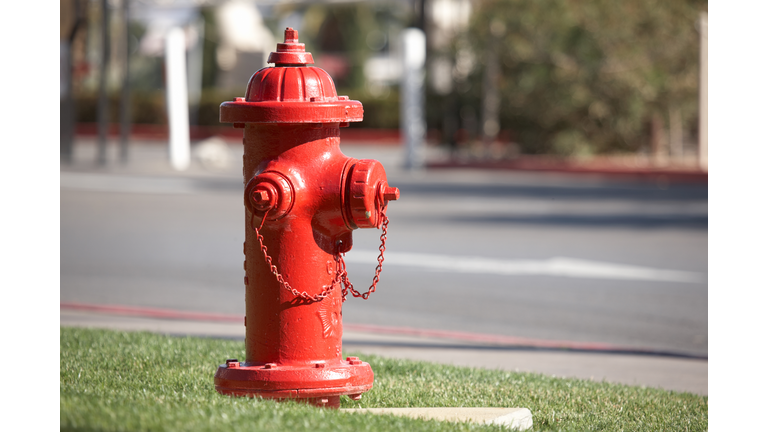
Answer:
[244, 171, 294, 220]
[344, 160, 399, 229]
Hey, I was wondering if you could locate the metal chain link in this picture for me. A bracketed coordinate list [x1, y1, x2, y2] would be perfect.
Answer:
[338, 215, 388, 302]
[249, 211, 389, 303]
[251, 212, 339, 302]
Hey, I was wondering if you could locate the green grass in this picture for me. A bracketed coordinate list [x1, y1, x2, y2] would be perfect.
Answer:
[61, 327, 707, 431]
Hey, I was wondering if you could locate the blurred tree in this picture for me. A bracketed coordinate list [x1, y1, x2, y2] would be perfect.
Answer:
[463, 0, 706, 156]
[300, 3, 379, 90]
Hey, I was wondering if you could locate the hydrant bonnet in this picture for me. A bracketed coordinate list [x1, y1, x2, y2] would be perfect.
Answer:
[219, 28, 363, 124]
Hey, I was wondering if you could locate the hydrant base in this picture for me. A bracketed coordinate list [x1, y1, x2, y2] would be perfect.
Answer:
[213, 360, 374, 408]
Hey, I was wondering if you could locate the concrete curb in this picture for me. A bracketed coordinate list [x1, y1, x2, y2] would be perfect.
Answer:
[59, 308, 708, 395]
[427, 161, 707, 183]
[341, 407, 533, 430]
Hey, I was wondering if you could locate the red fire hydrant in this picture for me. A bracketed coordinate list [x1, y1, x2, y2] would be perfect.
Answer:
[213, 28, 399, 408]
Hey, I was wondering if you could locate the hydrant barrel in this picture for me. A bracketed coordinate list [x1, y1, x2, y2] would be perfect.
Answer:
[214, 28, 398, 408]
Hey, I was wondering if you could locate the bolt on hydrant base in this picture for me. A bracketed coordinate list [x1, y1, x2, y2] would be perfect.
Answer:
[213, 28, 398, 408]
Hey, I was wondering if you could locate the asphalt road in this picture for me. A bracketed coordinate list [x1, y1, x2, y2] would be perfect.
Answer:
[61, 141, 708, 358]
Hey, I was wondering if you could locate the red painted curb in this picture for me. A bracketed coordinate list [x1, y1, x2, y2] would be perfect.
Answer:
[428, 160, 707, 183]
[61, 302, 620, 352]
[74, 123, 402, 145]
[60, 302, 242, 323]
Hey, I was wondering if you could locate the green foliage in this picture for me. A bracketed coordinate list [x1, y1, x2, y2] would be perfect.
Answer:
[295, 3, 387, 90]
[342, 86, 401, 129]
[61, 327, 707, 431]
[457, 0, 706, 155]
[73, 87, 399, 128]
[74, 90, 166, 125]
[74, 88, 243, 126]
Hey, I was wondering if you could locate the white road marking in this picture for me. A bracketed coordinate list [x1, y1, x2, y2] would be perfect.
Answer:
[344, 250, 705, 283]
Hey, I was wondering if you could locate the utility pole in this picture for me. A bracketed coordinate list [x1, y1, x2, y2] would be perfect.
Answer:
[401, 28, 427, 171]
[119, 0, 131, 164]
[61, 0, 84, 164]
[699, 12, 708, 171]
[165, 26, 191, 171]
[481, 20, 504, 152]
[96, 0, 110, 166]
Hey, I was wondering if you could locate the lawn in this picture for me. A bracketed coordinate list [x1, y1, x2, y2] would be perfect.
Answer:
[60, 327, 707, 431]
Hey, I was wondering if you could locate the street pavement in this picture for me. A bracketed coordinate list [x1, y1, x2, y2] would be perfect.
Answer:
[60, 137, 707, 395]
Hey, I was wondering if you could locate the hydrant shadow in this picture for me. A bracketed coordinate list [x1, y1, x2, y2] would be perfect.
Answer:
[281, 296, 324, 309]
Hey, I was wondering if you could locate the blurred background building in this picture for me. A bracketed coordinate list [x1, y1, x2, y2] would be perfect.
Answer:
[60, 0, 708, 169]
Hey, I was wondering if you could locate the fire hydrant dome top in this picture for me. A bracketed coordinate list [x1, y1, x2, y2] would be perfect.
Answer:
[244, 67, 337, 103]
[220, 28, 363, 124]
